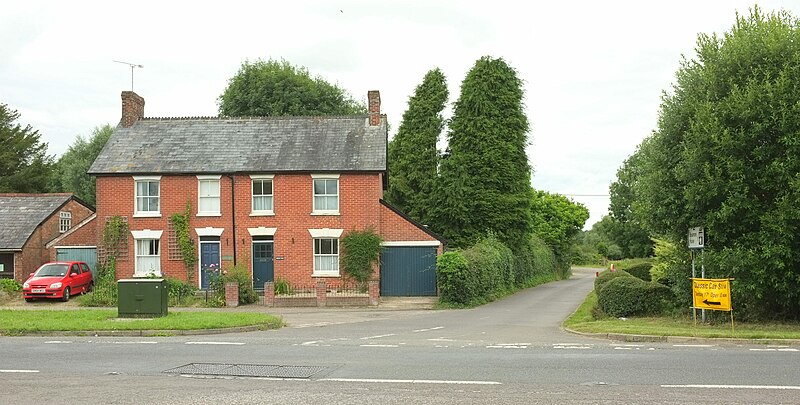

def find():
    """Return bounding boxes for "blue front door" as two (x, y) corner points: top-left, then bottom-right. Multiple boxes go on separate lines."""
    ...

(200, 242), (220, 289)
(252, 242), (274, 289)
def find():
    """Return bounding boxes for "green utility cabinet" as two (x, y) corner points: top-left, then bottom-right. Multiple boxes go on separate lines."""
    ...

(118, 278), (168, 318)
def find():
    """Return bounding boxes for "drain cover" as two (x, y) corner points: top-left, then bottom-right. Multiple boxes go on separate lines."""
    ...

(163, 363), (326, 379)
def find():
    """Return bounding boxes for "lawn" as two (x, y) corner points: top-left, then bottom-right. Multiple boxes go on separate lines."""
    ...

(564, 291), (800, 340)
(0, 309), (283, 335)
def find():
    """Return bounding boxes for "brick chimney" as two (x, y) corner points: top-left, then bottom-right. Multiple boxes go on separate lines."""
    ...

(120, 91), (145, 128)
(368, 90), (381, 126)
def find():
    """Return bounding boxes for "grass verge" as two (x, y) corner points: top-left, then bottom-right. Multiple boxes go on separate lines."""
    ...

(0, 309), (283, 335)
(564, 291), (800, 340)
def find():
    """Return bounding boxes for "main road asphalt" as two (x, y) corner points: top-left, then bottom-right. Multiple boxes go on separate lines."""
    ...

(2, 268), (798, 404)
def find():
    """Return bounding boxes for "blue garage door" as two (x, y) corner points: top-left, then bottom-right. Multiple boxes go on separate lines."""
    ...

(380, 246), (437, 296)
(56, 247), (98, 280)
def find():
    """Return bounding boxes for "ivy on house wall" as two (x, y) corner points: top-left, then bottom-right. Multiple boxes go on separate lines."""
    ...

(341, 228), (383, 284)
(170, 202), (197, 283)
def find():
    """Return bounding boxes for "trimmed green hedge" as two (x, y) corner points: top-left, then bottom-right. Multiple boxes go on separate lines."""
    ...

(597, 276), (672, 317)
(624, 262), (653, 281)
(437, 235), (559, 306)
(594, 269), (633, 292)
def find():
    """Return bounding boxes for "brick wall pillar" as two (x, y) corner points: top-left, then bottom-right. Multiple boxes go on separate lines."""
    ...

(263, 282), (274, 306)
(368, 280), (379, 306)
(316, 279), (327, 307)
(225, 282), (239, 307)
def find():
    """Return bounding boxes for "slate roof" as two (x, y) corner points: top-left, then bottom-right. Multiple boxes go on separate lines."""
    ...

(88, 115), (387, 174)
(0, 194), (74, 250)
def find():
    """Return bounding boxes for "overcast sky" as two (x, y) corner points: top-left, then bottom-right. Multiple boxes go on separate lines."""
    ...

(3, 0), (799, 228)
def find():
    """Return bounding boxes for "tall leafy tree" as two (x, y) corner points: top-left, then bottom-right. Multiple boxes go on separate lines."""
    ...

(631, 8), (800, 319)
(386, 68), (448, 224)
(218, 58), (365, 117)
(605, 150), (653, 258)
(529, 190), (590, 265)
(51, 124), (113, 206)
(432, 56), (531, 250)
(0, 103), (53, 193)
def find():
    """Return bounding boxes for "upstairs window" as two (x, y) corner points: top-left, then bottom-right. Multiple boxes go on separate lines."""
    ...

(198, 175), (221, 216)
(59, 211), (72, 233)
(134, 176), (161, 217)
(251, 175), (274, 215)
(312, 174), (339, 214)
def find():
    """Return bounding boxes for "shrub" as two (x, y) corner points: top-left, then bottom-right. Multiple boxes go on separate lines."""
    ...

(594, 269), (633, 292)
(78, 260), (118, 307)
(341, 228), (383, 283)
(513, 235), (558, 287)
(597, 276), (672, 317)
(437, 251), (472, 305)
(274, 278), (292, 295)
(1, 279), (22, 293)
(208, 264), (258, 306)
(165, 277), (197, 306)
(624, 262), (653, 281)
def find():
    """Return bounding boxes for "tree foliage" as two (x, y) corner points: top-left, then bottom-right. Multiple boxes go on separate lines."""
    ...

(0, 103), (53, 193)
(529, 190), (589, 267)
(50, 124), (112, 206)
(217, 58), (365, 117)
(625, 8), (800, 319)
(606, 152), (653, 258)
(431, 56), (531, 250)
(386, 68), (448, 225)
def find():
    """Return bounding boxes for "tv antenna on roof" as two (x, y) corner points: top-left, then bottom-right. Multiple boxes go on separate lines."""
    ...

(113, 60), (144, 91)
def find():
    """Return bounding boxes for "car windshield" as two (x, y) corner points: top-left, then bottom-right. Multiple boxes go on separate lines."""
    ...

(35, 264), (68, 277)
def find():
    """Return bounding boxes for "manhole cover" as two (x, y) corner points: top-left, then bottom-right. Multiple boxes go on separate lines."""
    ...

(163, 363), (326, 379)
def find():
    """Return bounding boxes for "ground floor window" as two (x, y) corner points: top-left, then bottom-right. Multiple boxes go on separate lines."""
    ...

(313, 238), (339, 276)
(135, 239), (161, 276)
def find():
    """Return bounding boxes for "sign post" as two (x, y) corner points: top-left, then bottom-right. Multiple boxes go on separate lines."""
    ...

(688, 227), (706, 322)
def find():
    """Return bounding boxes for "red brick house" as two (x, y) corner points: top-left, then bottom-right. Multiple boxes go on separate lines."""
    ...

(0, 194), (96, 282)
(88, 91), (442, 296)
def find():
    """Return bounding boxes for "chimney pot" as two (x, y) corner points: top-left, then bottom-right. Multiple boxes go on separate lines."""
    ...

(120, 91), (145, 128)
(368, 90), (381, 126)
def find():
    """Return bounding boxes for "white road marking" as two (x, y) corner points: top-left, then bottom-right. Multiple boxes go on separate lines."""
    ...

(360, 344), (399, 348)
(292, 321), (346, 329)
(428, 338), (456, 342)
(750, 348), (777, 351)
(322, 378), (501, 385)
(614, 347), (636, 350)
(779, 348), (799, 352)
(360, 333), (396, 340)
(0, 370), (39, 373)
(672, 344), (715, 348)
(662, 384), (800, 390)
(487, 343), (529, 349)
(44, 341), (72, 344)
(300, 341), (319, 346)
(553, 344), (592, 350)
(185, 341), (245, 346)
(413, 326), (444, 333)
(113, 341), (158, 344)
(613, 344), (644, 347)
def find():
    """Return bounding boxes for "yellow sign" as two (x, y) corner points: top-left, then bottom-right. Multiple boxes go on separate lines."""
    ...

(692, 278), (732, 311)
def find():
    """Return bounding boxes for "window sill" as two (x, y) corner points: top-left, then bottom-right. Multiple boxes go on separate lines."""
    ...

(133, 273), (162, 278)
(311, 211), (340, 216)
(133, 212), (161, 218)
(250, 211), (275, 217)
(312, 273), (341, 278)
(196, 213), (222, 217)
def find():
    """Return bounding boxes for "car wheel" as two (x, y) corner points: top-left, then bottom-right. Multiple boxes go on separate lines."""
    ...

(62, 287), (71, 302)
(86, 282), (93, 293)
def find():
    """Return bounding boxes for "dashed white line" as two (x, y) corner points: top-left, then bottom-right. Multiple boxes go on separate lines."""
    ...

(553, 344), (592, 350)
(0, 370), (39, 373)
(300, 341), (319, 346)
(750, 348), (799, 352)
(672, 344), (715, 348)
(360, 344), (399, 348)
(413, 326), (444, 333)
(427, 338), (455, 342)
(113, 341), (158, 344)
(360, 333), (396, 340)
(322, 378), (501, 385)
(662, 384), (800, 390)
(44, 341), (72, 344)
(185, 342), (245, 346)
(487, 343), (530, 349)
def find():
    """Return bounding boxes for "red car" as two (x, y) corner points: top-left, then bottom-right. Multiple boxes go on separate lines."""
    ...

(23, 261), (94, 302)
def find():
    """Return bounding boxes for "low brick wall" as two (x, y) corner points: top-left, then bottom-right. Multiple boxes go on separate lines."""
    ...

(262, 280), (379, 307)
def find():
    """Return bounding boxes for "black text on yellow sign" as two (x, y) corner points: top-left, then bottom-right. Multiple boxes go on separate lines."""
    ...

(692, 278), (732, 311)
